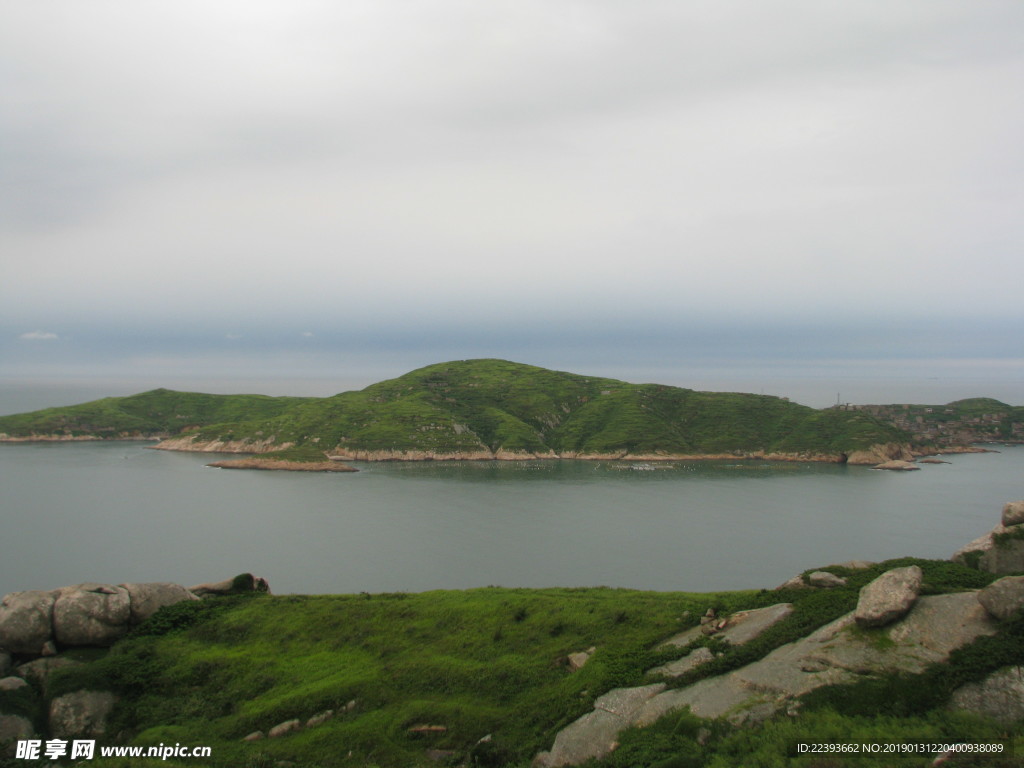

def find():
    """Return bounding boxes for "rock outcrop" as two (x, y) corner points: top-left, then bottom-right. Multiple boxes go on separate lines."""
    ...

(1003, 501), (1024, 527)
(534, 684), (666, 767)
(845, 442), (914, 465)
(657, 604), (794, 651)
(871, 460), (920, 471)
(949, 666), (1024, 726)
(952, 500), (1024, 575)
(977, 576), (1024, 621)
(0, 591), (56, 655)
(13, 658), (81, 697)
(0, 676), (29, 692)
(153, 435), (294, 454)
(121, 582), (200, 624)
(854, 566), (923, 628)
(535, 586), (997, 766)
(1, 576), (263, 656)
(807, 571), (847, 588)
(53, 584), (132, 647)
(49, 690), (118, 740)
(0, 715), (35, 756)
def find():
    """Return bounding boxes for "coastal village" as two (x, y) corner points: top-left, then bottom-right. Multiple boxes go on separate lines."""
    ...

(834, 399), (1024, 447)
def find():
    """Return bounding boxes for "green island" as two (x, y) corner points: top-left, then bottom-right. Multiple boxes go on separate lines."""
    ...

(2, 359), (1024, 765)
(1, 358), (987, 468)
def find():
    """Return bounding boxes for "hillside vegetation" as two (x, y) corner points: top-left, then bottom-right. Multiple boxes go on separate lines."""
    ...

(0, 360), (910, 461)
(7, 559), (1018, 768)
(0, 389), (308, 438)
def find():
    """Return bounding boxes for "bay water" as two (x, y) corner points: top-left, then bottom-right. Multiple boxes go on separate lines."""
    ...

(1, 442), (1021, 596)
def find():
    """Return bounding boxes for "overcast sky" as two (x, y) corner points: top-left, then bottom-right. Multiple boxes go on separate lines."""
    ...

(2, 0), (1022, 411)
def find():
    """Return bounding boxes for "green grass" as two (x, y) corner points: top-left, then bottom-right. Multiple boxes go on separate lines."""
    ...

(37, 587), (757, 768)
(0, 390), (308, 438)
(22, 558), (1013, 768)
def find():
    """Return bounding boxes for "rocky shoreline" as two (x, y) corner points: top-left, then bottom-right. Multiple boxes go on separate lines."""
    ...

(154, 437), (917, 467)
(2, 433), (997, 473)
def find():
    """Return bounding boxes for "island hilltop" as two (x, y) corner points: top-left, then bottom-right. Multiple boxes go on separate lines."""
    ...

(1, 359), (1019, 467)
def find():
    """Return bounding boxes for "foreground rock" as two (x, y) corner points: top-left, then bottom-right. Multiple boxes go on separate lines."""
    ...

(854, 566), (922, 628)
(53, 584), (132, 647)
(1, 576), (261, 655)
(536, 590), (997, 766)
(949, 666), (1024, 726)
(952, 500), (1024, 574)
(534, 685), (666, 767)
(0, 591), (56, 654)
(657, 604), (794, 651)
(13, 658), (81, 696)
(49, 690), (118, 739)
(636, 592), (995, 728)
(977, 576), (1024, 621)
(1003, 501), (1024, 527)
(807, 571), (847, 588)
(121, 583), (200, 624)
(0, 715), (35, 756)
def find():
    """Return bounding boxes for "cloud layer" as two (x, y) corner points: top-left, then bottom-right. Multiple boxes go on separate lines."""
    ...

(2, 1), (1022, 405)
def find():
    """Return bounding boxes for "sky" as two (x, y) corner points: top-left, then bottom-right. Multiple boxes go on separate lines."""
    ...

(2, 0), (1022, 412)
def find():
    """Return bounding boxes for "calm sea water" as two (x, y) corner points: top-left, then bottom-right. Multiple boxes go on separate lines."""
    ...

(1, 442), (1021, 596)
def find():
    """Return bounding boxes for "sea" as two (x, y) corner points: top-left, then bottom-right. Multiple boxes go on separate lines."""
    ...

(1, 441), (1021, 596)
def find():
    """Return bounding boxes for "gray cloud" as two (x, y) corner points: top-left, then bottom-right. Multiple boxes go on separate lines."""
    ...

(1, 1), (1022, 404)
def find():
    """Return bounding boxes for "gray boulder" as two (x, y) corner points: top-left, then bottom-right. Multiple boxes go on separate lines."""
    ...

(0, 590), (57, 654)
(980, 534), (1024, 575)
(951, 502), (1024, 575)
(0, 652), (10, 676)
(855, 566), (922, 628)
(267, 719), (302, 738)
(49, 690), (118, 740)
(0, 715), (35, 756)
(14, 657), (81, 697)
(1002, 501), (1024, 527)
(567, 647), (596, 672)
(977, 576), (1024, 621)
(534, 684), (666, 767)
(659, 604), (794, 649)
(647, 647), (715, 679)
(306, 710), (335, 728)
(638, 592), (996, 729)
(807, 571), (847, 588)
(949, 666), (1024, 726)
(536, 591), (998, 767)
(120, 583), (199, 624)
(53, 584), (131, 647)
(0, 676), (28, 692)
(774, 574), (809, 590)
